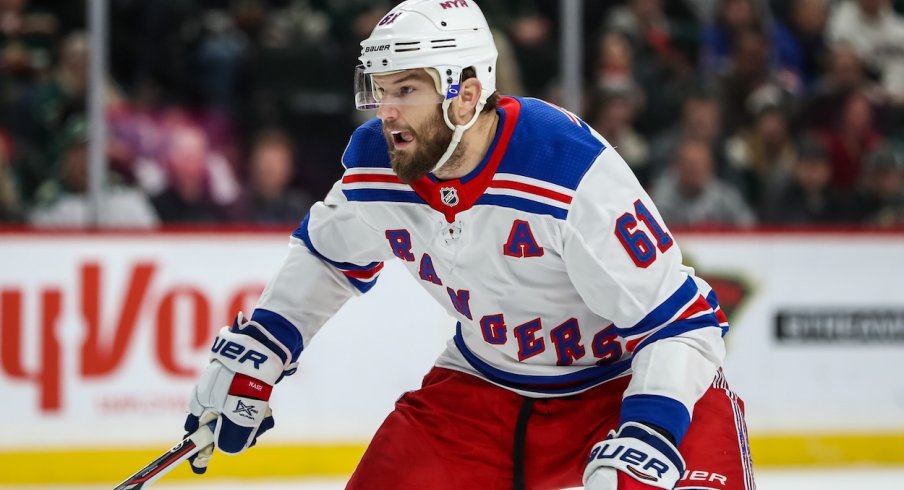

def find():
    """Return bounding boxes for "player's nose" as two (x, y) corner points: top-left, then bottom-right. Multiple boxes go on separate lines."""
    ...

(377, 103), (399, 121)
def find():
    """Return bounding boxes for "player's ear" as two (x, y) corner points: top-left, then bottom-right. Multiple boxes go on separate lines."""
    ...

(450, 77), (482, 124)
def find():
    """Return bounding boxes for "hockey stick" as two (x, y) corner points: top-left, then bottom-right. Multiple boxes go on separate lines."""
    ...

(113, 418), (216, 490)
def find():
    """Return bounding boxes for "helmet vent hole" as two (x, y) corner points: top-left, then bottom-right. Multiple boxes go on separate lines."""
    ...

(431, 39), (456, 49)
(441, 21), (447, 26)
(394, 41), (421, 52)
(381, 59), (389, 66)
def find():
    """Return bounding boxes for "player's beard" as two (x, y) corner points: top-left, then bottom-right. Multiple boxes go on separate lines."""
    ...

(385, 106), (460, 183)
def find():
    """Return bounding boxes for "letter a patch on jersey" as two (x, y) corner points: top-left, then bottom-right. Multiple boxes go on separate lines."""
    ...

(503, 220), (544, 258)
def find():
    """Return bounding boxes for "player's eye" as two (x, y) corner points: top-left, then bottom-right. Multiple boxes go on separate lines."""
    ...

(397, 86), (416, 97)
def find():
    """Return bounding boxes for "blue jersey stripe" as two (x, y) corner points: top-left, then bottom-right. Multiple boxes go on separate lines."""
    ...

(475, 194), (569, 220)
(346, 276), (378, 294)
(620, 393), (692, 446)
(620, 277), (699, 337)
(454, 323), (631, 395)
(342, 188), (424, 205)
(618, 423), (683, 464)
(249, 308), (304, 362)
(633, 314), (722, 353)
(705, 289), (730, 336)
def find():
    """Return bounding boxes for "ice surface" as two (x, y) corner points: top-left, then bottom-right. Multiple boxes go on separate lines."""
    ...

(4, 468), (904, 490)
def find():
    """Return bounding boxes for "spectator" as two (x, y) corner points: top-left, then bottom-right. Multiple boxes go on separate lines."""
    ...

(18, 30), (87, 201)
(150, 123), (239, 224)
(803, 44), (887, 130)
(237, 2), (353, 199)
(594, 31), (638, 95)
(603, 0), (703, 135)
(700, 0), (772, 77)
(7, 1), (900, 230)
(725, 103), (796, 212)
(849, 144), (904, 226)
(772, 0), (830, 90)
(821, 44), (874, 96)
(105, 91), (166, 186)
(194, 8), (251, 113)
(506, 11), (557, 97)
(633, 24), (706, 136)
(761, 135), (848, 224)
(27, 120), (159, 228)
(651, 137), (756, 227)
(648, 91), (727, 181)
(716, 28), (795, 134)
(0, 0), (60, 124)
(589, 90), (650, 185)
(605, 0), (672, 53)
(817, 90), (884, 192)
(828, 0), (904, 100)
(233, 128), (312, 225)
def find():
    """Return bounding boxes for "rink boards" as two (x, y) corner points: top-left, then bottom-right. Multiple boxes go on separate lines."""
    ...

(1, 229), (903, 484)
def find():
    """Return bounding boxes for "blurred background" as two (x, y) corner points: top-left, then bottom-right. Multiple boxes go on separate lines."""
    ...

(0, 0), (903, 488)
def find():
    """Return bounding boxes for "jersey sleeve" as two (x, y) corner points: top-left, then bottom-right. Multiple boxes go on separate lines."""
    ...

(562, 146), (726, 445)
(250, 179), (393, 363)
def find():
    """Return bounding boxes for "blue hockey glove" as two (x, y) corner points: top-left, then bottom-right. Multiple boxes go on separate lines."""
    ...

(583, 422), (685, 489)
(184, 313), (297, 474)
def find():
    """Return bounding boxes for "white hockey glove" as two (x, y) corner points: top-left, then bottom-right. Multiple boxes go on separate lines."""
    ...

(583, 422), (685, 490)
(184, 313), (298, 474)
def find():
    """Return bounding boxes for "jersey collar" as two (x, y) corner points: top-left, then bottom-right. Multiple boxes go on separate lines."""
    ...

(411, 96), (521, 223)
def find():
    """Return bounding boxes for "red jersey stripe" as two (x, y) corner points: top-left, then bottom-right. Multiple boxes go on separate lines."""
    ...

(343, 174), (403, 184)
(489, 179), (573, 204)
(676, 295), (713, 321)
(343, 262), (385, 280)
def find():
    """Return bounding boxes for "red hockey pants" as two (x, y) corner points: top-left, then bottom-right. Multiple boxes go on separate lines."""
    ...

(346, 367), (754, 490)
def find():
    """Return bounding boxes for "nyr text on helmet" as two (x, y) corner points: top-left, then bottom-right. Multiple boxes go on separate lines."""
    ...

(440, 0), (469, 9)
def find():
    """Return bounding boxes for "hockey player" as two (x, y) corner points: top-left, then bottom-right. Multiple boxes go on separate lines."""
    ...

(183, 1), (755, 489)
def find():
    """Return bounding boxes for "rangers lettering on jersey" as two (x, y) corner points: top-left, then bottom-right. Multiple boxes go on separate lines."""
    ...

(281, 96), (729, 445)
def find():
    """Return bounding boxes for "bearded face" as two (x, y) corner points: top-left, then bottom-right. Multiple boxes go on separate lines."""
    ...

(383, 104), (456, 183)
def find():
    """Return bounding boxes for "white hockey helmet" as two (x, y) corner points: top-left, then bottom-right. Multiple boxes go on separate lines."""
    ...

(355, 0), (498, 111)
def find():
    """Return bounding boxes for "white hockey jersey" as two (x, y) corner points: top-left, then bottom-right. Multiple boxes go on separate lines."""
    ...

(253, 96), (728, 443)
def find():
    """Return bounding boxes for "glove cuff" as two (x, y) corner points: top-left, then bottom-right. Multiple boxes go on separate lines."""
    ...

(231, 312), (300, 380)
(584, 422), (685, 489)
(210, 326), (284, 385)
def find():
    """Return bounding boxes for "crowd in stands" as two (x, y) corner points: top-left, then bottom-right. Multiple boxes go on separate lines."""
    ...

(1, 0), (903, 229)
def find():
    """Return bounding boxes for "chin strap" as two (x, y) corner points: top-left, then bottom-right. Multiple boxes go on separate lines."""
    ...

(431, 98), (487, 173)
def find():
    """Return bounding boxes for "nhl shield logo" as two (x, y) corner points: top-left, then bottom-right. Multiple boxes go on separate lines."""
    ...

(440, 187), (459, 207)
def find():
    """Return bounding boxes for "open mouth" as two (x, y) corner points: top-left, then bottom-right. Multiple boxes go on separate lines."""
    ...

(390, 130), (415, 148)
